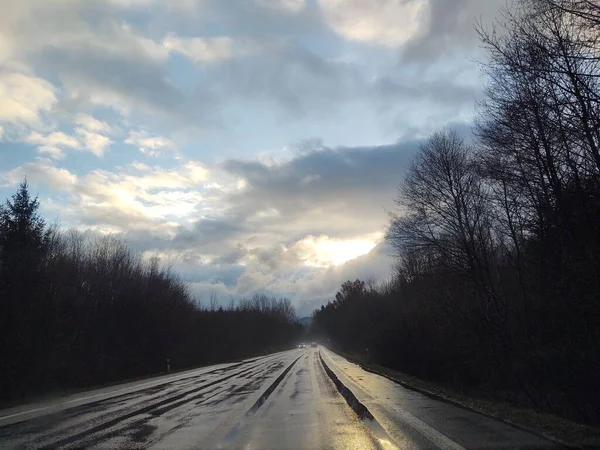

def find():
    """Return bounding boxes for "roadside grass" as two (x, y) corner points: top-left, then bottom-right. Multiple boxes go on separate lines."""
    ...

(336, 350), (600, 449)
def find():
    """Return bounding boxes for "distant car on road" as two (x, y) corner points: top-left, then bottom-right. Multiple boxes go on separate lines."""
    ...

(311, 342), (317, 348)
(298, 343), (306, 349)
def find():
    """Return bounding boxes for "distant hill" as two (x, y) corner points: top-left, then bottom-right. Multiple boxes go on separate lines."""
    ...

(298, 316), (313, 327)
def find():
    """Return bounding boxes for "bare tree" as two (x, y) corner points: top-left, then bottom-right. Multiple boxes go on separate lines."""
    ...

(388, 130), (496, 287)
(209, 291), (219, 311)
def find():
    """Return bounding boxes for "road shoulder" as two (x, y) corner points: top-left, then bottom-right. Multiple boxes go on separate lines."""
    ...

(334, 349), (600, 449)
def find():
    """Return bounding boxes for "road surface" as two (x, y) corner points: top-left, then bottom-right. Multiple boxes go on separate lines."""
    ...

(0, 348), (561, 449)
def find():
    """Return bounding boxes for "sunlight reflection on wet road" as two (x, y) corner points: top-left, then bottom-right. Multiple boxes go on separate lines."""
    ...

(0, 348), (560, 449)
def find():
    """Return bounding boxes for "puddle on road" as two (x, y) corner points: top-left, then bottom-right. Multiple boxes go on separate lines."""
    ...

(362, 418), (400, 450)
(130, 421), (157, 443)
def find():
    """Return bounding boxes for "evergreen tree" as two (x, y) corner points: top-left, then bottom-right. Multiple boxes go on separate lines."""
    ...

(0, 178), (47, 258)
(0, 180), (51, 397)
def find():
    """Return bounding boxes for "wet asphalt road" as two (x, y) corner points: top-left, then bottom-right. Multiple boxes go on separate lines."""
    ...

(0, 348), (560, 449)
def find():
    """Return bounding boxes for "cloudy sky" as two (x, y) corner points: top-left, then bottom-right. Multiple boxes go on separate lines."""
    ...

(0, 0), (503, 316)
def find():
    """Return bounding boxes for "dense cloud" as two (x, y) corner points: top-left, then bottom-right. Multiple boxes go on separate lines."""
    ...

(401, 0), (506, 61)
(1, 0), (488, 133)
(184, 241), (395, 317)
(222, 140), (420, 237)
(123, 140), (420, 313)
(0, 0), (503, 315)
(112, 138), (421, 248)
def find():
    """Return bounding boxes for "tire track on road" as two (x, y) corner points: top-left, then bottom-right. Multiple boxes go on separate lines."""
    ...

(36, 354), (286, 448)
(214, 351), (306, 447)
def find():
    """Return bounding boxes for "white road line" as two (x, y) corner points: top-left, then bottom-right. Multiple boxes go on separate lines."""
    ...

(63, 377), (177, 405)
(321, 349), (466, 450)
(0, 406), (51, 421)
(386, 407), (466, 450)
